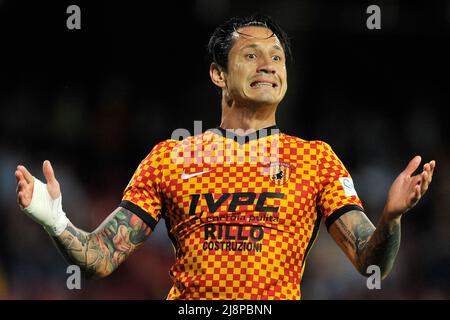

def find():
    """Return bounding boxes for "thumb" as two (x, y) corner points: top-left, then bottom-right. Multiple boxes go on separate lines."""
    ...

(43, 160), (57, 184)
(43, 160), (61, 199)
(402, 155), (422, 177)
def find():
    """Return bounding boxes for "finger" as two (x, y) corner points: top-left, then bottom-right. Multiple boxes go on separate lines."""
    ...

(420, 171), (429, 194)
(428, 160), (435, 183)
(15, 170), (25, 184)
(402, 155), (422, 177)
(423, 162), (430, 173)
(17, 180), (25, 193)
(413, 184), (421, 203)
(17, 191), (26, 207)
(430, 160), (436, 173)
(419, 162), (433, 186)
(42, 160), (57, 184)
(17, 165), (34, 184)
(16, 171), (33, 198)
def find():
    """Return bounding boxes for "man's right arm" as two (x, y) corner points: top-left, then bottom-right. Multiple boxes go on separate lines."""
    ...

(52, 206), (152, 278)
(15, 160), (152, 278)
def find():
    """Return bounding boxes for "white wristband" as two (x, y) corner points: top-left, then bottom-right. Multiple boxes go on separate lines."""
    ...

(23, 178), (70, 236)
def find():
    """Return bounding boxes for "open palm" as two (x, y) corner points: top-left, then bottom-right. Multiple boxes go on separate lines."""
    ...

(384, 156), (435, 219)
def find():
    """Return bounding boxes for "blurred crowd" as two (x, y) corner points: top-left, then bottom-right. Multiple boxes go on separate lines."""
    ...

(0, 0), (449, 299)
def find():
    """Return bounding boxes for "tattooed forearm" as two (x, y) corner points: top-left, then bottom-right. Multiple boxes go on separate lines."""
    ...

(50, 207), (152, 278)
(334, 219), (357, 252)
(330, 210), (401, 279)
(356, 216), (401, 279)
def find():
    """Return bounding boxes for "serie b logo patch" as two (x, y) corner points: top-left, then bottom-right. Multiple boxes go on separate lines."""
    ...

(262, 162), (292, 186)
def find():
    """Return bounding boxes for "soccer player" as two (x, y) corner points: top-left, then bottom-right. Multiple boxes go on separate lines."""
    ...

(15, 15), (435, 299)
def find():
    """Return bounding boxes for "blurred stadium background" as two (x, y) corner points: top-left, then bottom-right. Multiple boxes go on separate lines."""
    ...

(0, 0), (449, 299)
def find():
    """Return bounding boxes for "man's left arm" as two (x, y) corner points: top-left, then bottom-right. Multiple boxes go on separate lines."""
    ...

(329, 156), (435, 279)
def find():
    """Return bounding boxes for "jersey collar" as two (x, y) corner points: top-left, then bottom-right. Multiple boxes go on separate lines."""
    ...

(208, 125), (281, 144)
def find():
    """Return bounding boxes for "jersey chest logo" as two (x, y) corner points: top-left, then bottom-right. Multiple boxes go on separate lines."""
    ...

(263, 162), (292, 186)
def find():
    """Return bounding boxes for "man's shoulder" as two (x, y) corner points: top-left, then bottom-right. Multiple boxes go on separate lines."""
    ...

(138, 139), (178, 164)
(150, 138), (180, 154)
(281, 132), (331, 151)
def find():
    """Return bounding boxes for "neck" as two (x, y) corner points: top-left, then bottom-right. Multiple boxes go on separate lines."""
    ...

(220, 97), (277, 132)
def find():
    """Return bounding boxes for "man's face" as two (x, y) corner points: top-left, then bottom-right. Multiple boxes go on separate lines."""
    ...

(224, 26), (288, 107)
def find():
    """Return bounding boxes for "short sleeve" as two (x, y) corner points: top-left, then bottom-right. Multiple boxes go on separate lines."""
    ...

(316, 141), (364, 229)
(120, 144), (165, 231)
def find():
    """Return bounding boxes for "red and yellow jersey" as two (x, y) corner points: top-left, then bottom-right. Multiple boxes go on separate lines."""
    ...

(120, 126), (364, 300)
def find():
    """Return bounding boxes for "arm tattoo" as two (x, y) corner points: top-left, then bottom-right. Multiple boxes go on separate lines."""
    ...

(330, 210), (401, 278)
(356, 216), (401, 278)
(51, 207), (152, 278)
(334, 218), (357, 252)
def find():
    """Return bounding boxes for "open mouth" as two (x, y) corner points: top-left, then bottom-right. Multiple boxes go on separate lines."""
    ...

(250, 81), (277, 88)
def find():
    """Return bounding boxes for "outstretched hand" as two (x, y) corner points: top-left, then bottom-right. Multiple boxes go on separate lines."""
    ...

(383, 156), (435, 220)
(15, 160), (61, 209)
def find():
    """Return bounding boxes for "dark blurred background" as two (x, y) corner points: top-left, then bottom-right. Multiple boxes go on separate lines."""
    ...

(0, 0), (449, 299)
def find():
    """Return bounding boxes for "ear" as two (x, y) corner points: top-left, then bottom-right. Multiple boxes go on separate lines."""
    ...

(209, 63), (226, 89)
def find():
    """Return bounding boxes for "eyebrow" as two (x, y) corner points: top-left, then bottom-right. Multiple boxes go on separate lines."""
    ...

(240, 44), (283, 52)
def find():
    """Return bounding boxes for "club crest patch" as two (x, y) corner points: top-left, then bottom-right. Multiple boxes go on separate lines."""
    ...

(262, 162), (292, 186)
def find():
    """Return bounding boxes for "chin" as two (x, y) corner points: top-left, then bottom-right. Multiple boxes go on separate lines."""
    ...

(249, 95), (279, 106)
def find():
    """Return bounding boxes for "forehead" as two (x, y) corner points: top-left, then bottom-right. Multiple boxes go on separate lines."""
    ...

(231, 26), (283, 51)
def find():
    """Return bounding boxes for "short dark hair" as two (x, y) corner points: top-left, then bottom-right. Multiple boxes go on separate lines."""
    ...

(207, 14), (292, 72)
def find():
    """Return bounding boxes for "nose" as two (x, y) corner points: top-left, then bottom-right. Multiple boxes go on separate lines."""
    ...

(257, 55), (276, 74)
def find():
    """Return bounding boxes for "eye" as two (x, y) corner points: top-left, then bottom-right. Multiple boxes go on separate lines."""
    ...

(272, 55), (282, 62)
(246, 53), (257, 60)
